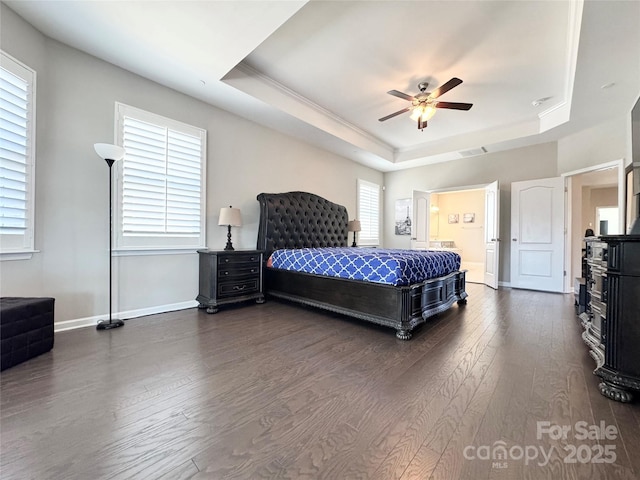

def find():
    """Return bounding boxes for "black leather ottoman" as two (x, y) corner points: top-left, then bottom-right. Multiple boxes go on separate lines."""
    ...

(0, 297), (54, 371)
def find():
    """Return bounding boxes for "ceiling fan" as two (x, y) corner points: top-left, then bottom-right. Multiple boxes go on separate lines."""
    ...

(378, 77), (473, 130)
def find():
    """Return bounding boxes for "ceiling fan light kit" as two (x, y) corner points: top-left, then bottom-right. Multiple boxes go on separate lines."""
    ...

(379, 77), (473, 130)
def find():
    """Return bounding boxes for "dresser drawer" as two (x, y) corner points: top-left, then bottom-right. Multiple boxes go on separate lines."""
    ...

(606, 241), (640, 275)
(218, 253), (261, 265)
(217, 278), (259, 297)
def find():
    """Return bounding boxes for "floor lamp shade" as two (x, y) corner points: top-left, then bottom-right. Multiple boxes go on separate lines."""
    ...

(94, 143), (126, 330)
(94, 143), (126, 162)
(219, 206), (242, 251)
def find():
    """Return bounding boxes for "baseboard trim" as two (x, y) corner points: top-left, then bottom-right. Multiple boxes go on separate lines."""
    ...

(54, 300), (199, 332)
(498, 281), (512, 288)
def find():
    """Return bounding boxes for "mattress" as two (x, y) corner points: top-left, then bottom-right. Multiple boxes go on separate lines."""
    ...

(268, 247), (461, 286)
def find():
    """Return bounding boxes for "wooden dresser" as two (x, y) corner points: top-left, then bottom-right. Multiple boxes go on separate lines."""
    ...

(196, 249), (264, 314)
(582, 235), (640, 402)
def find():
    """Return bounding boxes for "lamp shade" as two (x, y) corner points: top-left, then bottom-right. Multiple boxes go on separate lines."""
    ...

(410, 104), (437, 122)
(94, 143), (126, 161)
(218, 206), (242, 227)
(348, 220), (361, 232)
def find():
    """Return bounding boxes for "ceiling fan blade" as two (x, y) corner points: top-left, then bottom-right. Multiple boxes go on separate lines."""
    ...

(387, 90), (415, 102)
(436, 101), (473, 111)
(428, 77), (463, 99)
(378, 107), (411, 122)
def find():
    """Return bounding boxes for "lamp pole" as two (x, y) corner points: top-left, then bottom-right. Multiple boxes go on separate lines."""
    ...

(94, 143), (126, 330)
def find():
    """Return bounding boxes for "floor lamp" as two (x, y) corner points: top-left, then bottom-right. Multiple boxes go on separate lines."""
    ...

(94, 143), (126, 330)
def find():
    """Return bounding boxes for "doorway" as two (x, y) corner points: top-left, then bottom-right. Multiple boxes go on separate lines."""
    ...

(411, 181), (500, 288)
(564, 160), (624, 292)
(430, 189), (485, 283)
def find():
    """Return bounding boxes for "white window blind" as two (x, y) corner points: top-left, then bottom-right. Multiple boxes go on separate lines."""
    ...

(357, 179), (380, 246)
(116, 103), (206, 250)
(0, 51), (36, 257)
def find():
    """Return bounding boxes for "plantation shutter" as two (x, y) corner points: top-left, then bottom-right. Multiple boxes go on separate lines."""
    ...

(0, 52), (35, 256)
(0, 66), (28, 234)
(121, 116), (203, 237)
(357, 179), (380, 245)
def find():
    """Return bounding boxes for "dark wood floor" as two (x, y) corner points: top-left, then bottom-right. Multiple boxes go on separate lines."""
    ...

(2, 284), (640, 480)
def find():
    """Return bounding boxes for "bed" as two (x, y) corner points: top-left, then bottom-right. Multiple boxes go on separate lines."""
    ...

(256, 191), (468, 340)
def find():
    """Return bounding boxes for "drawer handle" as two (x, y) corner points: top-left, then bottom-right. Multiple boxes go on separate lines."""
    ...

(250, 256), (256, 261)
(224, 272), (229, 275)
(224, 258), (229, 263)
(251, 269), (257, 273)
(233, 285), (247, 291)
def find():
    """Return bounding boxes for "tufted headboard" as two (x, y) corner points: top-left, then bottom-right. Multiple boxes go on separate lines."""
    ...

(256, 191), (349, 258)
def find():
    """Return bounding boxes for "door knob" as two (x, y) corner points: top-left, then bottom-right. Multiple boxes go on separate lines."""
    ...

(512, 238), (517, 241)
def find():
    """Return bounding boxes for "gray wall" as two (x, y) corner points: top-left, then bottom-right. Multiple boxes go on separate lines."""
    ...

(0, 5), (382, 325)
(383, 142), (559, 283)
(557, 115), (631, 173)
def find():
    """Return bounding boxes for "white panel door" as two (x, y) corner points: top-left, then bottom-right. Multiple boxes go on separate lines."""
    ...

(510, 177), (565, 292)
(484, 181), (500, 289)
(411, 190), (430, 250)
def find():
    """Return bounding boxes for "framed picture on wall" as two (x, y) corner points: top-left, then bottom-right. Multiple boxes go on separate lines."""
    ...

(395, 198), (412, 235)
(463, 212), (475, 223)
(448, 213), (459, 224)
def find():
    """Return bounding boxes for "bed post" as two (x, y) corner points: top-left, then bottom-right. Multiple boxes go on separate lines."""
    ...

(396, 329), (412, 340)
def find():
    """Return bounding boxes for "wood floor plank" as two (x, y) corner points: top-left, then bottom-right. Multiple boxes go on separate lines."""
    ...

(607, 393), (640, 475)
(156, 459), (201, 480)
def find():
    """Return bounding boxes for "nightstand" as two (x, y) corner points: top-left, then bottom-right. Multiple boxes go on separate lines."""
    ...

(196, 249), (264, 314)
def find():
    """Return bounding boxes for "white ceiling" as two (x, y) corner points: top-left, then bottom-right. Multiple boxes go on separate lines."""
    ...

(6, 0), (640, 172)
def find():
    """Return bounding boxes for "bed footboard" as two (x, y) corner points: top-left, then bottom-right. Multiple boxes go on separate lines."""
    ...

(421, 270), (468, 321)
(263, 268), (467, 340)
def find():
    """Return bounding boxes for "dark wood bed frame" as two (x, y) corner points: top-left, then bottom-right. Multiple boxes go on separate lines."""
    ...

(256, 191), (468, 340)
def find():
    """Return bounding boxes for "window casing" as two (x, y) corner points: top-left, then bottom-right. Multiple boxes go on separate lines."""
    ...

(114, 103), (206, 252)
(0, 52), (36, 259)
(357, 179), (381, 246)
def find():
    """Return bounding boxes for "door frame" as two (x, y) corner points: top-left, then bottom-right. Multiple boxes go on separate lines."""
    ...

(562, 159), (625, 293)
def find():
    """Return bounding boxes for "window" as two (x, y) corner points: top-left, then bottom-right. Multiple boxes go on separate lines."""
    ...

(596, 206), (619, 236)
(0, 52), (36, 259)
(115, 103), (206, 251)
(357, 179), (381, 246)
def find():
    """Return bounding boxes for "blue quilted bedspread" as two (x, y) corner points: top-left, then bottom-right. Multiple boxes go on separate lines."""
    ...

(269, 247), (461, 286)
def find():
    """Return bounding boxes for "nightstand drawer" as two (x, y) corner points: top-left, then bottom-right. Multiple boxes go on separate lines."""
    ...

(217, 278), (259, 297)
(218, 253), (261, 265)
(218, 265), (260, 278)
